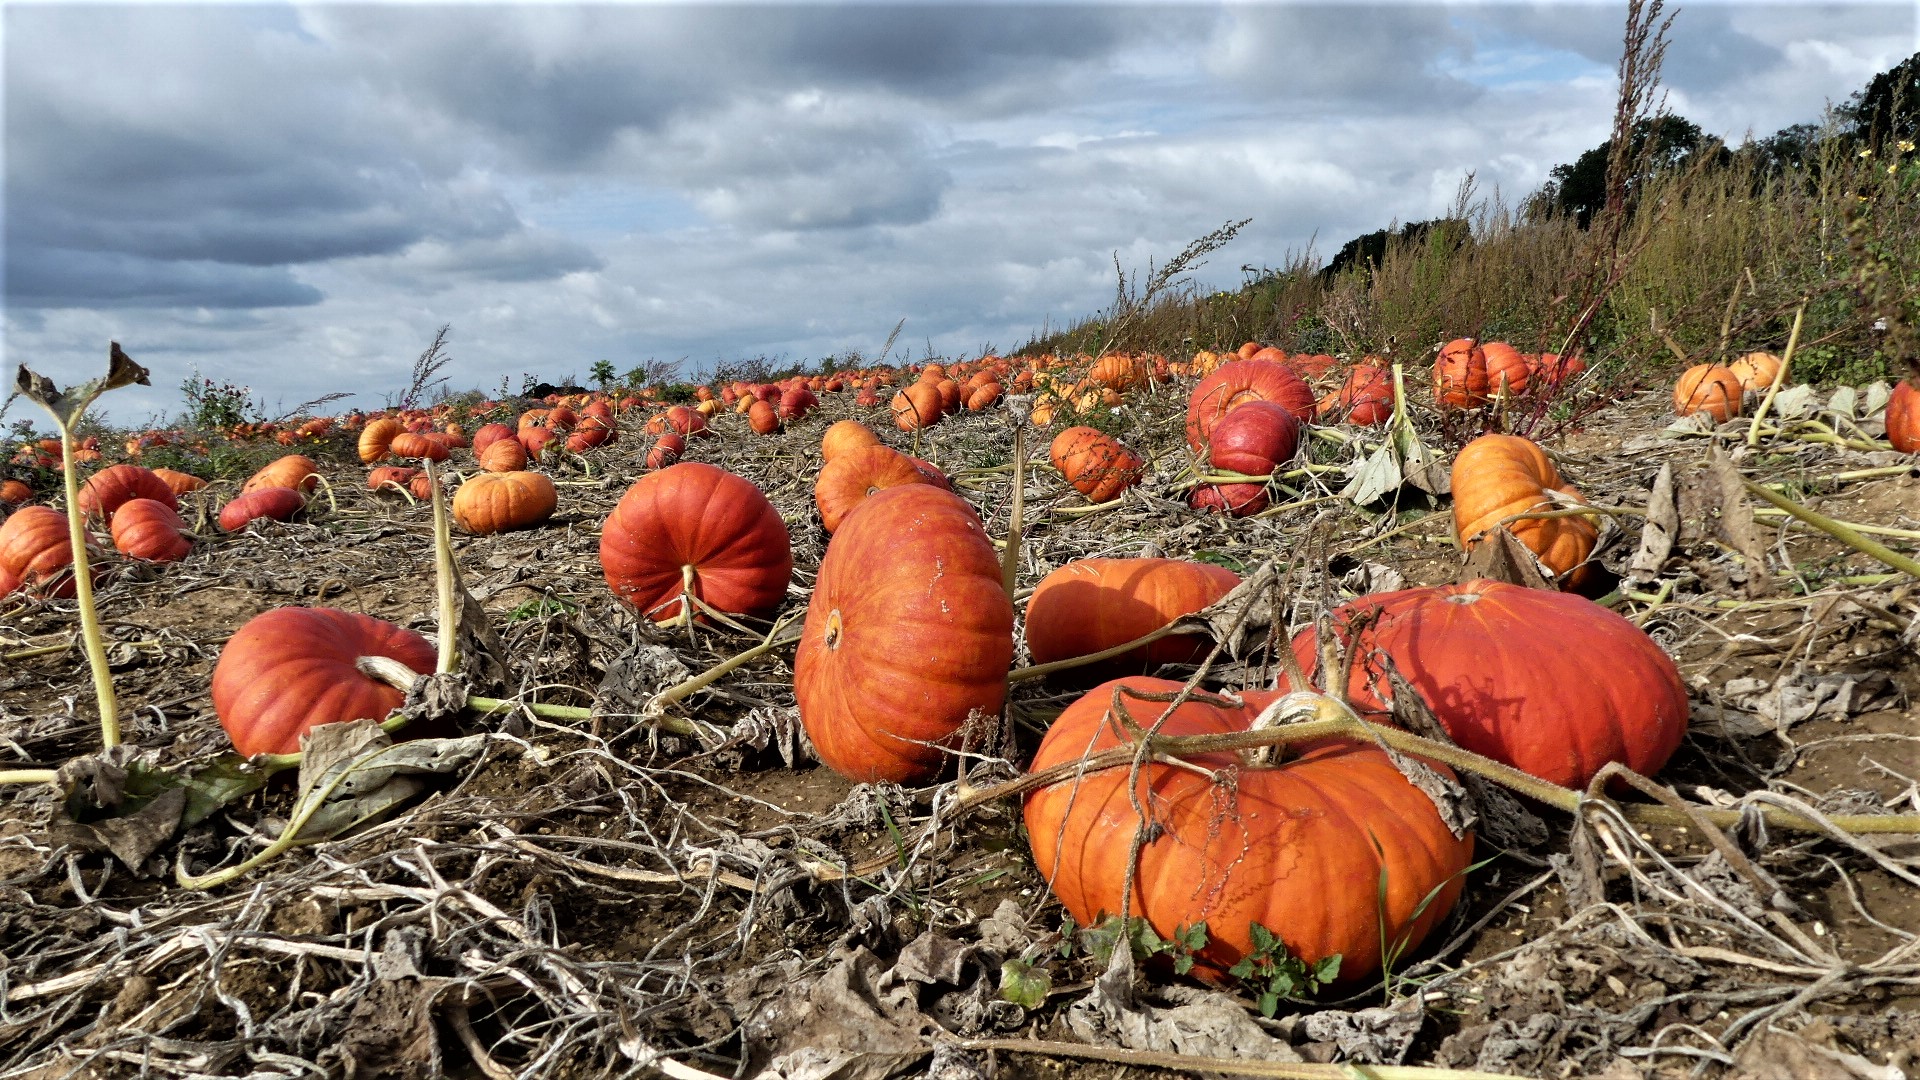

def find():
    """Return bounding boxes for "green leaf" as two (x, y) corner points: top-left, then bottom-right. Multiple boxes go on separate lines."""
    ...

(1228, 958), (1256, 980)
(176, 753), (278, 828)
(998, 959), (1052, 1009)
(1179, 922), (1209, 951)
(1257, 991), (1280, 1017)
(1316, 955), (1344, 985)
(1249, 922), (1276, 953)
(1172, 954), (1194, 975)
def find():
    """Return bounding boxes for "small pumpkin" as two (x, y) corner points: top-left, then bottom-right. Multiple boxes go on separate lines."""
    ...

(1185, 360), (1315, 449)
(814, 445), (932, 533)
(367, 466), (421, 493)
(389, 431), (450, 462)
(478, 437), (529, 473)
(1727, 351), (1782, 393)
(822, 420), (881, 463)
(453, 471), (558, 535)
(1316, 362), (1395, 425)
(891, 383), (943, 431)
(795, 484), (1013, 783)
(647, 434), (686, 470)
(1433, 338), (1529, 408)
(1889, 379), (1919, 453)
(1674, 364), (1742, 423)
(212, 607), (437, 757)
(0, 504), (82, 597)
(1050, 427), (1144, 504)
(471, 422), (516, 457)
(1450, 433), (1597, 585)
(600, 462), (793, 623)
(219, 487), (305, 531)
(244, 455), (321, 495)
(1025, 676), (1474, 982)
(151, 469), (208, 498)
(358, 417), (404, 463)
(1024, 558), (1239, 676)
(1206, 401), (1300, 477)
(747, 400), (781, 435)
(1279, 580), (1689, 789)
(0, 479), (31, 505)
(76, 464), (176, 519)
(110, 498), (192, 562)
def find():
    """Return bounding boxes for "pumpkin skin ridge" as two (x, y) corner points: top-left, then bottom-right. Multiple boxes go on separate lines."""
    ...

(1024, 677), (1473, 979)
(601, 463), (792, 622)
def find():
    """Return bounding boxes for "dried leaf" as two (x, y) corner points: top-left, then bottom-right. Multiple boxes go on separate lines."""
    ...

(14, 342), (151, 428)
(1707, 447), (1771, 597)
(1166, 560), (1276, 659)
(1341, 442), (1403, 505)
(1459, 527), (1553, 591)
(287, 720), (488, 842)
(1627, 462), (1677, 586)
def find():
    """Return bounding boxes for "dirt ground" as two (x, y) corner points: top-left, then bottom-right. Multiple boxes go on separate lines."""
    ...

(3, 375), (1918, 1079)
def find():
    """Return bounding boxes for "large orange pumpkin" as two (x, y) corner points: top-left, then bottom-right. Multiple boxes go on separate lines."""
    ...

(243, 455), (321, 495)
(0, 504), (82, 598)
(478, 437), (529, 473)
(110, 498), (191, 562)
(358, 417), (404, 463)
(1674, 364), (1742, 423)
(1185, 360), (1315, 450)
(471, 423), (516, 458)
(794, 485), (1013, 783)
(813, 445), (932, 533)
(212, 607), (437, 757)
(821, 420), (882, 463)
(600, 462), (792, 623)
(1450, 433), (1597, 585)
(1024, 676), (1474, 982)
(891, 383), (944, 431)
(453, 471), (557, 534)
(1279, 580), (1689, 789)
(1024, 558), (1239, 676)
(1050, 427), (1144, 504)
(76, 464), (176, 519)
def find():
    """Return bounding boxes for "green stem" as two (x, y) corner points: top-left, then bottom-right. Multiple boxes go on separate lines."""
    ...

(0, 769), (60, 785)
(60, 430), (118, 748)
(1746, 302), (1804, 448)
(1742, 478), (1920, 580)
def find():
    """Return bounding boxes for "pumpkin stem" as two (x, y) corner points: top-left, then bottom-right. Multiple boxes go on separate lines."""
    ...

(1001, 423), (1025, 598)
(1741, 476), (1920, 580)
(427, 458), (460, 675)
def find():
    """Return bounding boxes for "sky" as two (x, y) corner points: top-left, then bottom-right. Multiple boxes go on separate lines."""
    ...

(4, 1), (1916, 427)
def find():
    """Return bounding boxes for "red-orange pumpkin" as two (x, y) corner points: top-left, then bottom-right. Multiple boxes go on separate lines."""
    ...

(1025, 676), (1474, 981)
(0, 504), (82, 598)
(76, 464), (176, 519)
(212, 607), (437, 757)
(243, 455), (320, 495)
(358, 417), (404, 463)
(110, 498), (191, 562)
(647, 434), (686, 470)
(747, 400), (781, 435)
(471, 422), (516, 457)
(478, 437), (529, 473)
(1279, 581), (1689, 789)
(1185, 360), (1315, 450)
(600, 462), (792, 623)
(821, 420), (882, 463)
(891, 383), (944, 431)
(1316, 363), (1395, 425)
(388, 431), (450, 462)
(1674, 364), (1742, 423)
(814, 445), (932, 533)
(1886, 379), (1918, 453)
(219, 487), (305, 531)
(367, 466), (420, 493)
(1206, 401), (1300, 477)
(1050, 427), (1144, 504)
(1434, 338), (1530, 408)
(151, 469), (208, 498)
(1024, 558), (1239, 676)
(1189, 482), (1267, 517)
(795, 484), (1013, 783)
(1, 479), (31, 506)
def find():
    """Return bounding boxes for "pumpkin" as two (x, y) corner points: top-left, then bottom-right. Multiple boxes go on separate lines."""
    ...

(965, 381), (1003, 411)
(1728, 351), (1782, 393)
(471, 422), (516, 457)
(367, 466), (420, 493)
(243, 455), (320, 495)
(778, 387), (819, 421)
(1316, 363), (1394, 425)
(1527, 352), (1585, 389)
(647, 434), (685, 470)
(151, 469), (208, 498)
(747, 400), (781, 435)
(666, 405), (709, 438)
(1674, 364), (1742, 423)
(518, 426), (558, 458)
(1279, 580), (1689, 789)
(1089, 354), (1141, 391)
(1206, 401), (1300, 477)
(1025, 676), (1474, 981)
(478, 437), (529, 473)
(389, 431), (450, 462)
(1889, 380), (1919, 453)
(452, 471), (557, 534)
(814, 445), (933, 533)
(566, 419), (612, 453)
(1185, 361), (1315, 449)
(1050, 427), (1144, 504)
(0, 504), (81, 597)
(218, 487), (305, 531)
(0, 479), (30, 505)
(358, 417), (404, 463)
(110, 498), (191, 563)
(76, 464), (176, 519)
(822, 420), (882, 463)
(795, 484), (1013, 783)
(891, 383), (943, 431)
(600, 462), (792, 623)
(1024, 558), (1239, 676)
(1433, 338), (1529, 408)
(212, 607), (437, 757)
(1189, 482), (1267, 517)
(1451, 433), (1597, 585)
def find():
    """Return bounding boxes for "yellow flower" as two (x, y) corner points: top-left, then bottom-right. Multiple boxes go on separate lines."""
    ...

(1899, 140), (1917, 154)
(1859, 148), (1874, 159)
(1892, 164), (1901, 175)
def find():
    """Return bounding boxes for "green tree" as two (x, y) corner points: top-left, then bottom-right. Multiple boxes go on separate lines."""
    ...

(590, 359), (616, 392)
(1843, 50), (1920, 146)
(1544, 115), (1718, 228)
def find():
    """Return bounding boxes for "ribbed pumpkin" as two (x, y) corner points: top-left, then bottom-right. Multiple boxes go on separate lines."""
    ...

(747, 400), (781, 435)
(358, 417), (404, 463)
(1189, 482), (1268, 517)
(1433, 338), (1529, 408)
(1206, 401), (1300, 477)
(1185, 361), (1315, 449)
(1316, 364), (1395, 426)
(1884, 380), (1917, 453)
(1279, 581), (1689, 789)
(76, 464), (176, 519)
(218, 487), (305, 531)
(110, 498), (192, 562)
(243, 455), (320, 495)
(1674, 364), (1742, 423)
(1025, 676), (1474, 982)
(471, 423), (516, 457)
(478, 437), (529, 473)
(1024, 558), (1239, 676)
(0, 504), (81, 598)
(212, 607), (437, 757)
(647, 434), (685, 470)
(891, 383), (944, 431)
(367, 466), (420, 494)
(1, 479), (31, 505)
(1050, 427), (1144, 504)
(814, 445), (932, 533)
(389, 431), (449, 462)
(453, 471), (557, 535)
(151, 469), (208, 498)
(600, 462), (792, 623)
(795, 485), (1013, 783)
(821, 420), (882, 463)
(1451, 433), (1597, 585)
(1728, 351), (1782, 393)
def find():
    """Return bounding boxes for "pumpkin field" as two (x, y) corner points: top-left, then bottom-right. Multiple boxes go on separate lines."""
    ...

(2, 326), (1919, 1080)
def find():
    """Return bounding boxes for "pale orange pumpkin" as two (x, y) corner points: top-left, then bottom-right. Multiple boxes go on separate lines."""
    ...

(1674, 364), (1742, 423)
